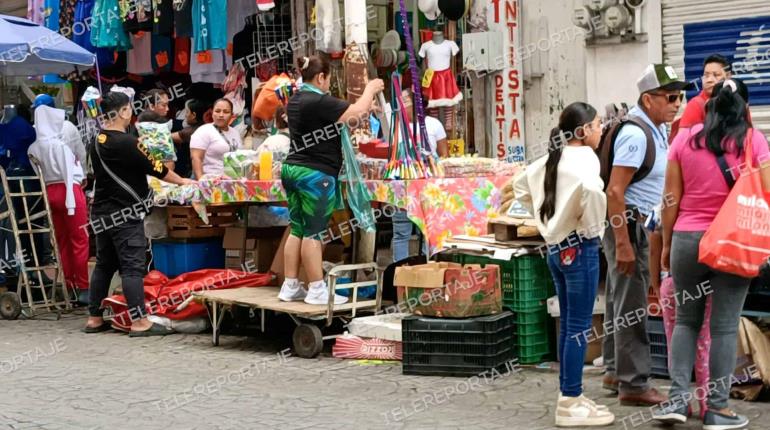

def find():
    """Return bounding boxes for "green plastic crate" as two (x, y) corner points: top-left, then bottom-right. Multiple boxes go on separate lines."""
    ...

(515, 309), (548, 325)
(517, 331), (550, 347)
(516, 341), (551, 363)
(515, 322), (548, 337)
(511, 298), (548, 312)
(511, 281), (552, 302)
(518, 350), (552, 365)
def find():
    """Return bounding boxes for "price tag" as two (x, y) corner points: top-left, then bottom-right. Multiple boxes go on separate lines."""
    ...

(422, 69), (435, 88)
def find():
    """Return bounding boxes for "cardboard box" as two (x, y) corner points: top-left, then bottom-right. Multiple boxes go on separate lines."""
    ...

(223, 227), (284, 272)
(555, 314), (604, 364)
(393, 262), (502, 318)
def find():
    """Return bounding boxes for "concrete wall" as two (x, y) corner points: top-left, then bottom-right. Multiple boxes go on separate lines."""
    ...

(516, 0), (663, 160)
(585, 0), (663, 110)
(519, 0), (587, 160)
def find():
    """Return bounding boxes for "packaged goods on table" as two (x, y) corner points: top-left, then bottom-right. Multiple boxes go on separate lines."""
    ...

(137, 121), (176, 162)
(358, 156), (387, 180)
(223, 150), (259, 179)
(439, 156), (497, 177)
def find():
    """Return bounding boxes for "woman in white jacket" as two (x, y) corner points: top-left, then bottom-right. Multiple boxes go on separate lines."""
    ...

(28, 105), (89, 304)
(514, 102), (612, 427)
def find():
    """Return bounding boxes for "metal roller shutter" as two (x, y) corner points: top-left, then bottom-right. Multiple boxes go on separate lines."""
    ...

(662, 0), (770, 136)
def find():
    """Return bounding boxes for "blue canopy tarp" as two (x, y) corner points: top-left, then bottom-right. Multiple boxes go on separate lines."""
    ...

(0, 14), (95, 76)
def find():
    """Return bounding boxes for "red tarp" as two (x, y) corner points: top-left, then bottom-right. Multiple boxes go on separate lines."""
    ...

(102, 269), (274, 331)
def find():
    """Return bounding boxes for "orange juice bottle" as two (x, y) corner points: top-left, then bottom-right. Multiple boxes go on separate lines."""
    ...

(259, 151), (273, 180)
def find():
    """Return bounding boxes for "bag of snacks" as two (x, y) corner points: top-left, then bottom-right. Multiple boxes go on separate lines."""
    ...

(223, 150), (259, 179)
(137, 121), (176, 162)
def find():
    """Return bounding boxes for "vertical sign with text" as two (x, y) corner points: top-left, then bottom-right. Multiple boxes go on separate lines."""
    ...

(488, 0), (524, 163)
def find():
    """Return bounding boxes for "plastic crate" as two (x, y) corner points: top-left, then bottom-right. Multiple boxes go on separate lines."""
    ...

(516, 309), (548, 325)
(515, 322), (548, 337)
(650, 343), (667, 357)
(511, 298), (549, 312)
(517, 341), (552, 364)
(460, 254), (554, 312)
(517, 332), (550, 347)
(402, 312), (518, 377)
(151, 238), (225, 278)
(647, 316), (665, 334)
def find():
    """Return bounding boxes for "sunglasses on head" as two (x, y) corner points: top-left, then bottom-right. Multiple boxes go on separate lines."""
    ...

(648, 92), (684, 104)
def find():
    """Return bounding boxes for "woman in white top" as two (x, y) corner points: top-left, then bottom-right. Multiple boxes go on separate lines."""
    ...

(190, 98), (242, 179)
(514, 102), (613, 427)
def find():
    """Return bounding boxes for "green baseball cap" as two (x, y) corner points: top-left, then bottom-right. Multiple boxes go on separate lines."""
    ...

(636, 63), (695, 93)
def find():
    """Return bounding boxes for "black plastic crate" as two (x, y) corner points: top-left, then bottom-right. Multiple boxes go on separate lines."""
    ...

(402, 311), (514, 345)
(647, 316), (665, 335)
(402, 311), (517, 377)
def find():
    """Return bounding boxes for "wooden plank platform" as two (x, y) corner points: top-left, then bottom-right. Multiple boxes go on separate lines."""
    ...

(192, 287), (378, 318)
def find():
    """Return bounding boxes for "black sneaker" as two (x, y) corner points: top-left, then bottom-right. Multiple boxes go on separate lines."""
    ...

(703, 410), (748, 430)
(652, 399), (688, 425)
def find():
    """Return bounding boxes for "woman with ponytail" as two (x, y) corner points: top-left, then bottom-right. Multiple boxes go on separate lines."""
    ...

(278, 55), (384, 305)
(515, 102), (612, 427)
(654, 79), (770, 429)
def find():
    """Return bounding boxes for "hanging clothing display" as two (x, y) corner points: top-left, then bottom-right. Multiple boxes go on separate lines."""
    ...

(191, 0), (227, 53)
(226, 0), (258, 67)
(173, 0), (193, 37)
(189, 48), (226, 84)
(121, 0), (152, 33)
(418, 39), (462, 107)
(343, 0), (367, 45)
(73, 0), (96, 51)
(126, 32), (153, 75)
(45, 0), (60, 31)
(60, 0), (77, 38)
(151, 35), (173, 73)
(173, 37), (191, 74)
(91, 0), (132, 50)
(316, 0), (342, 53)
(28, 0), (46, 24)
(152, 0), (174, 36)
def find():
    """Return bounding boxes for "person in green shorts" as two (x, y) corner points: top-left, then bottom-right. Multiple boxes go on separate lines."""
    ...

(278, 55), (384, 305)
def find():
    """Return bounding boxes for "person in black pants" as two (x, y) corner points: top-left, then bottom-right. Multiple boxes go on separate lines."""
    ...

(83, 92), (194, 336)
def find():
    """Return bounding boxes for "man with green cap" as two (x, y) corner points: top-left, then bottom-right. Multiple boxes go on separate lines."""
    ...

(601, 63), (693, 406)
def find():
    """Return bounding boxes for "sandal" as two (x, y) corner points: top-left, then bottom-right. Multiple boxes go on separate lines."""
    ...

(81, 322), (112, 333)
(128, 323), (174, 337)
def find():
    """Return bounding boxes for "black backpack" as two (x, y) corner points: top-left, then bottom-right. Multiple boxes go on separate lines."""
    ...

(597, 103), (656, 190)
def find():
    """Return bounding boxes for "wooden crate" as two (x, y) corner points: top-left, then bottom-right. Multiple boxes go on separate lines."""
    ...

(166, 205), (239, 239)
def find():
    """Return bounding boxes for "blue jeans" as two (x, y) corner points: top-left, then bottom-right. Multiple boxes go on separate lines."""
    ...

(392, 210), (413, 263)
(547, 235), (601, 397)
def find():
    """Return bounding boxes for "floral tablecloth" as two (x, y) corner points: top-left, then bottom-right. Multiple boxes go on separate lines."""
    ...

(155, 176), (513, 255)
(365, 177), (512, 254)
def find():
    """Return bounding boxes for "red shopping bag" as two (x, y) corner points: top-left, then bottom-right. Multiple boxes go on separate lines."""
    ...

(699, 135), (770, 277)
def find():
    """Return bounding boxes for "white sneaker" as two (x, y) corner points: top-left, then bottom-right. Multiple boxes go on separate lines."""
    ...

(555, 395), (615, 427)
(278, 281), (306, 302)
(557, 394), (609, 412)
(304, 283), (348, 305)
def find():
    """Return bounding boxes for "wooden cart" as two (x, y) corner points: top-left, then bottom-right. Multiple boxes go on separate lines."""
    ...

(192, 263), (381, 358)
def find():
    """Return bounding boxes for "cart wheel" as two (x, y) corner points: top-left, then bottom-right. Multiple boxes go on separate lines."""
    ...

(0, 292), (22, 320)
(292, 324), (323, 358)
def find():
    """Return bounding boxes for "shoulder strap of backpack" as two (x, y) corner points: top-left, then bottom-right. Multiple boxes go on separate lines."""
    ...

(626, 116), (657, 184)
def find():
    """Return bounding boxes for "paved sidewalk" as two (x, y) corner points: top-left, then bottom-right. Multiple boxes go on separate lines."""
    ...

(0, 314), (767, 430)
